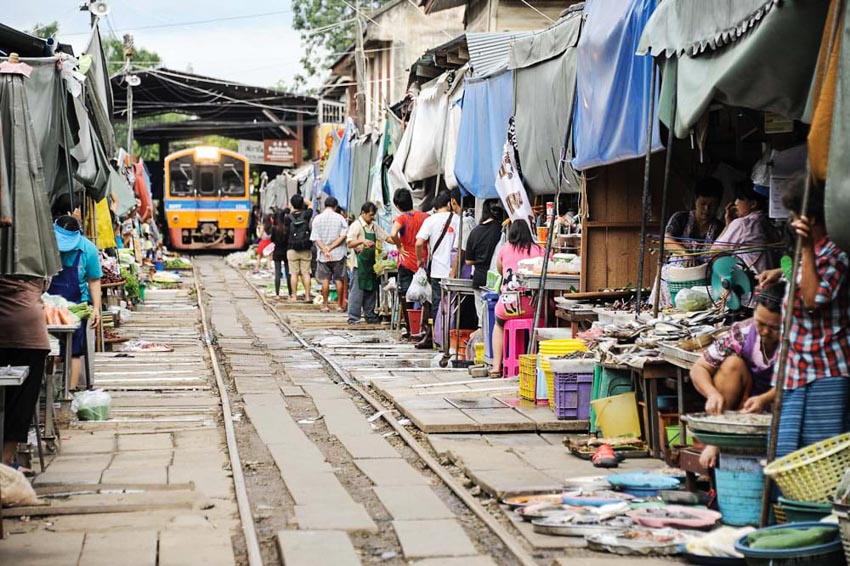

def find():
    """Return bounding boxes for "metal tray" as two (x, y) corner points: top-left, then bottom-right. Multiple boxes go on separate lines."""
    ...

(657, 342), (703, 365)
(683, 412), (771, 435)
(532, 515), (633, 537)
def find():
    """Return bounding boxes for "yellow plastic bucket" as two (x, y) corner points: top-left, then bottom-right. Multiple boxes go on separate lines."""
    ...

(590, 392), (641, 438)
(474, 343), (484, 364)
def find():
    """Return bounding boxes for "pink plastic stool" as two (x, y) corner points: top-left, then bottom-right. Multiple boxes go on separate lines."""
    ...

(502, 318), (535, 378)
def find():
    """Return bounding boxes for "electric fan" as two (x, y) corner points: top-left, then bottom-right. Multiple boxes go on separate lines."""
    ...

(708, 254), (754, 311)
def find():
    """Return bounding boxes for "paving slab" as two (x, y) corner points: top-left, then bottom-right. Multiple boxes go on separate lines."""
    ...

(78, 530), (158, 565)
(354, 458), (430, 486)
(404, 408), (480, 433)
(294, 503), (378, 532)
(467, 468), (564, 498)
(336, 434), (400, 459)
(413, 558), (497, 566)
(509, 445), (579, 471)
(234, 376), (280, 394)
(281, 385), (306, 397)
(511, 516), (586, 549)
(483, 433), (551, 448)
(277, 530), (360, 566)
(301, 383), (350, 399)
(169, 464), (233, 499)
(446, 445), (528, 472)
(159, 530), (236, 566)
(392, 519), (478, 558)
(373, 485), (454, 520)
(117, 432), (174, 451)
(0, 531), (84, 566)
(101, 466), (169, 484)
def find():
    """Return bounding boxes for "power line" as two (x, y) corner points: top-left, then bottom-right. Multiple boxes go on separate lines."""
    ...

(61, 9), (293, 37)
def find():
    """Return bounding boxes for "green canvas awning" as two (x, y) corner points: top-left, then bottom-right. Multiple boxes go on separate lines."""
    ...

(638, 0), (830, 138)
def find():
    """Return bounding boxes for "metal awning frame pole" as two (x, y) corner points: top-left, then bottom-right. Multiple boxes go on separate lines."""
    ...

(635, 63), (657, 316)
(653, 84), (677, 317)
(759, 173), (813, 526)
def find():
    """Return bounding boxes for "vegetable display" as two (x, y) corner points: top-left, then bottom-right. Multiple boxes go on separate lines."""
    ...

(746, 526), (836, 550)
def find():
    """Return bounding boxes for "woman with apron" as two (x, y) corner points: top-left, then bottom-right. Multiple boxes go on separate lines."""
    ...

(51, 216), (102, 390)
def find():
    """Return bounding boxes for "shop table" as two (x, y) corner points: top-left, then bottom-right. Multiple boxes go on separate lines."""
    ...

(46, 324), (79, 451)
(622, 358), (685, 458)
(439, 278), (476, 367)
(554, 307), (598, 335)
(0, 365), (28, 539)
(524, 274), (580, 329)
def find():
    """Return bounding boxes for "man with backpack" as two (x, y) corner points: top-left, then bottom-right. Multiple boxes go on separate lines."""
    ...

(285, 194), (314, 303)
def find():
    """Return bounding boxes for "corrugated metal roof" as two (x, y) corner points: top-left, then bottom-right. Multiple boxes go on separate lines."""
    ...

(466, 31), (534, 78)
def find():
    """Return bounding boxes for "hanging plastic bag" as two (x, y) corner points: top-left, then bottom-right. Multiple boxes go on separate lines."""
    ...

(405, 268), (431, 304)
(71, 389), (112, 421)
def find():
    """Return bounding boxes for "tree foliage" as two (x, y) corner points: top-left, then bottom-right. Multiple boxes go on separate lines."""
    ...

(291, 0), (392, 81)
(102, 37), (162, 76)
(28, 22), (60, 38)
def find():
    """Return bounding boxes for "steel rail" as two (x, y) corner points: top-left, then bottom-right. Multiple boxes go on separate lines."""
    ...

(234, 266), (540, 566)
(192, 265), (264, 566)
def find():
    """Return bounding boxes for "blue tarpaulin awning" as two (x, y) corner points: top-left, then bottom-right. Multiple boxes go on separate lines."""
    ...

(322, 120), (355, 211)
(572, 0), (662, 171)
(453, 70), (513, 199)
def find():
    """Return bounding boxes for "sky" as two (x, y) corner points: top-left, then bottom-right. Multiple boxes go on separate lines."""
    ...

(6, 0), (318, 90)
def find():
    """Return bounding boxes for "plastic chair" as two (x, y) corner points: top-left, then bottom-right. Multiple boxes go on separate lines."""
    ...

(502, 318), (535, 378)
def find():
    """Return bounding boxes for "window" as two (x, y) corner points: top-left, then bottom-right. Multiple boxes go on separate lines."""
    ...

(170, 163), (193, 197)
(221, 164), (244, 196)
(197, 167), (217, 196)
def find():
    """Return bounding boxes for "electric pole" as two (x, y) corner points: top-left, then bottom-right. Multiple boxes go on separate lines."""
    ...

(124, 34), (135, 161)
(354, 17), (367, 130)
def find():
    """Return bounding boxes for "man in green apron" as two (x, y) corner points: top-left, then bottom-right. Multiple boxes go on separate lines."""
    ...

(346, 202), (390, 324)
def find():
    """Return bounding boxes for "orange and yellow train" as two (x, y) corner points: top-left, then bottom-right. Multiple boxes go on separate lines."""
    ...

(164, 147), (251, 251)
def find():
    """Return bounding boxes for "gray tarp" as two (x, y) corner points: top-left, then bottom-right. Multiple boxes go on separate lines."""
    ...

(638, 0), (829, 138)
(349, 134), (380, 214)
(509, 12), (582, 194)
(84, 27), (116, 159)
(0, 70), (61, 277)
(826, 0), (850, 253)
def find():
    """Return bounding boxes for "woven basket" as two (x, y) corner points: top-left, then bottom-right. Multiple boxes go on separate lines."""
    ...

(519, 354), (538, 402)
(764, 432), (850, 502)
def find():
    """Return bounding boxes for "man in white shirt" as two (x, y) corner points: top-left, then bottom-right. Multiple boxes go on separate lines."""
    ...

(310, 196), (349, 312)
(414, 191), (459, 349)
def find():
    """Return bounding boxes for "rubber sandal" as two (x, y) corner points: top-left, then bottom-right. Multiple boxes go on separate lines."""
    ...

(591, 444), (619, 468)
(488, 369), (502, 378)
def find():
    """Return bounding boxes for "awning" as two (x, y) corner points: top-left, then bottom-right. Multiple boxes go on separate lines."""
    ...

(467, 32), (533, 78)
(322, 120), (355, 211)
(453, 70), (514, 199)
(509, 12), (582, 194)
(572, 0), (662, 171)
(638, 0), (830, 138)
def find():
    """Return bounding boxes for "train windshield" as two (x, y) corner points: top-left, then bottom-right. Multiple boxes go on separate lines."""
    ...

(221, 163), (245, 197)
(197, 167), (217, 196)
(170, 162), (194, 196)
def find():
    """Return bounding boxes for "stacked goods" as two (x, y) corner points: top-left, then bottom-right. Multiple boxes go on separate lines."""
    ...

(42, 294), (81, 326)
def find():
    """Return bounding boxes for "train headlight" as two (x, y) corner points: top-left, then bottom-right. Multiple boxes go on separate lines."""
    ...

(182, 230), (190, 237)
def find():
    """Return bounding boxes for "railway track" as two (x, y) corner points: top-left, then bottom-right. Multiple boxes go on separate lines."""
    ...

(190, 256), (547, 565)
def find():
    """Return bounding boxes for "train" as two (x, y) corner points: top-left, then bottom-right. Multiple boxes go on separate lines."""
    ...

(163, 146), (251, 251)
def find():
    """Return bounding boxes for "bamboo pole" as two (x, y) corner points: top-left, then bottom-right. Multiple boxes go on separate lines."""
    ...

(653, 87), (677, 316)
(759, 174), (813, 526)
(636, 64), (657, 315)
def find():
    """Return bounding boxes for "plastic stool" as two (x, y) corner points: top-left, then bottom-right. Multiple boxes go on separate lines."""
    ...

(502, 318), (535, 378)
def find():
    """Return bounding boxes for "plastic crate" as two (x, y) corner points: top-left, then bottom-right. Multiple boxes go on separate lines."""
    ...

(519, 354), (538, 402)
(553, 372), (593, 420)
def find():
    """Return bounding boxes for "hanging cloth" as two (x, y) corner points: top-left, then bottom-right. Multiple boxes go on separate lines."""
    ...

(356, 223), (378, 292)
(808, 0), (844, 183)
(0, 62), (62, 277)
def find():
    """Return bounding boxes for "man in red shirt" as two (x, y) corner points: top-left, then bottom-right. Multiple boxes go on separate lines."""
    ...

(390, 189), (429, 340)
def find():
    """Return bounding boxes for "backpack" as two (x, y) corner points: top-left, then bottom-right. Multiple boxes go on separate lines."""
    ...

(288, 211), (311, 251)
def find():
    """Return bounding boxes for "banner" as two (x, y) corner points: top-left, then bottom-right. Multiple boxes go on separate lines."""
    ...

(494, 142), (534, 228)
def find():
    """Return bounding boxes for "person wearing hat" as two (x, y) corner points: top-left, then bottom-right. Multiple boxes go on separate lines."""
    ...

(711, 180), (782, 275)
(51, 216), (103, 390)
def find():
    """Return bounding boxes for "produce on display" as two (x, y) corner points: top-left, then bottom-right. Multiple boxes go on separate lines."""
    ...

(164, 257), (192, 269)
(746, 526), (837, 550)
(71, 389), (112, 421)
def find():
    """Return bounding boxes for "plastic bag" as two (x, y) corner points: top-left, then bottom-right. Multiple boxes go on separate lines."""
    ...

(675, 288), (713, 312)
(405, 268), (431, 304)
(71, 389), (112, 421)
(0, 464), (39, 507)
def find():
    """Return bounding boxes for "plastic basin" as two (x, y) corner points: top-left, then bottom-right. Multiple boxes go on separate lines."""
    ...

(734, 522), (844, 566)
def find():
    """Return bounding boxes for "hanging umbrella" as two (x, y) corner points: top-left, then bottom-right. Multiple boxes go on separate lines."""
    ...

(0, 119), (10, 226)
(0, 56), (61, 277)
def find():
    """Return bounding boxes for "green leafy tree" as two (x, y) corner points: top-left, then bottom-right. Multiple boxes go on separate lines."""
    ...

(28, 21), (60, 38)
(291, 0), (392, 80)
(102, 37), (162, 76)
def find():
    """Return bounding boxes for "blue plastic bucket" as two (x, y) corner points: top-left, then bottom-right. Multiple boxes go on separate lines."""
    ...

(716, 467), (765, 526)
(154, 261), (165, 271)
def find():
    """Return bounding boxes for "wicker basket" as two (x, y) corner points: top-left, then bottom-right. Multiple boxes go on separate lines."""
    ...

(519, 354), (538, 402)
(764, 433), (850, 502)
